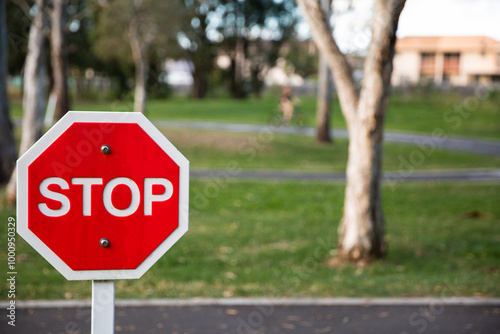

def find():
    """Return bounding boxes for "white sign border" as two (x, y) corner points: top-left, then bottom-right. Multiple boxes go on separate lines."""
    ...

(17, 111), (189, 280)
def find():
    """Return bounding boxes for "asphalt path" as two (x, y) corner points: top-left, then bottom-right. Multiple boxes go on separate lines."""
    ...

(153, 120), (500, 157)
(3, 298), (499, 334)
(13, 118), (500, 156)
(156, 120), (500, 183)
(191, 169), (500, 183)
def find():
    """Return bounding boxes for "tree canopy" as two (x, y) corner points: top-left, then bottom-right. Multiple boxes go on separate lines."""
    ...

(7, 0), (304, 101)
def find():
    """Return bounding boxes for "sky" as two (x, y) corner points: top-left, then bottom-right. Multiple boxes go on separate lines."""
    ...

(299, 0), (500, 53)
(397, 0), (500, 40)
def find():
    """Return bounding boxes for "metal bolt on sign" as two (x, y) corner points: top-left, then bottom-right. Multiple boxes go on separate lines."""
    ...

(100, 238), (110, 248)
(101, 144), (111, 155)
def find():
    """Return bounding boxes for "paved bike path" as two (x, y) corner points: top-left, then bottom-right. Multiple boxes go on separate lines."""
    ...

(191, 169), (500, 183)
(157, 120), (500, 182)
(153, 120), (500, 156)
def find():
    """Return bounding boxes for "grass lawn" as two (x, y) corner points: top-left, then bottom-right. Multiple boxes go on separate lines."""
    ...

(9, 90), (500, 140)
(3, 90), (499, 301)
(1, 181), (498, 300)
(161, 128), (500, 172)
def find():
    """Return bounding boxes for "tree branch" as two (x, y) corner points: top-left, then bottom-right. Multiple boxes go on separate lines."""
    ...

(127, 18), (142, 63)
(358, 0), (406, 124)
(297, 0), (359, 120)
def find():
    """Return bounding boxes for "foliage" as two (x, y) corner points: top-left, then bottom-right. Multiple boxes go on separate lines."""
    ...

(7, 0), (98, 74)
(211, 0), (300, 98)
(175, 0), (219, 99)
(281, 39), (319, 79)
(66, 0), (101, 73)
(6, 1), (29, 74)
(7, 0), (305, 100)
(93, 0), (186, 63)
(92, 0), (188, 106)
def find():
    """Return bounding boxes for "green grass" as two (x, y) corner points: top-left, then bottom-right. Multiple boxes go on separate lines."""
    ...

(1, 181), (499, 299)
(10, 90), (500, 140)
(3, 90), (499, 300)
(161, 128), (500, 172)
(385, 92), (500, 140)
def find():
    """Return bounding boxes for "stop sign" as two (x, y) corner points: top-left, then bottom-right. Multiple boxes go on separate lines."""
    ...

(17, 111), (189, 280)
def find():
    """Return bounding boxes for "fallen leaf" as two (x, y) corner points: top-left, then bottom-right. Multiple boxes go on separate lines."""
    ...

(378, 311), (390, 318)
(281, 323), (296, 329)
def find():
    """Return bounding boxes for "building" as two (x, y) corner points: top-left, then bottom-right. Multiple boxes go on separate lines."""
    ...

(391, 36), (500, 86)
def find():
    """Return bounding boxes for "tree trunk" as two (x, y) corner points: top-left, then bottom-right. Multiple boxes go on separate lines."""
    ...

(50, 0), (70, 121)
(128, 16), (153, 114)
(133, 56), (148, 114)
(192, 71), (206, 99)
(250, 65), (264, 99)
(316, 54), (332, 143)
(298, 0), (405, 263)
(229, 38), (247, 99)
(0, 0), (17, 185)
(73, 67), (81, 101)
(339, 0), (403, 261)
(316, 0), (333, 143)
(6, 0), (48, 203)
(339, 118), (386, 261)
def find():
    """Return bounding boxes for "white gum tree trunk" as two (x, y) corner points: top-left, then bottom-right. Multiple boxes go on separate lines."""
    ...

(50, 0), (70, 121)
(6, 0), (48, 203)
(298, 0), (406, 262)
(315, 0), (333, 143)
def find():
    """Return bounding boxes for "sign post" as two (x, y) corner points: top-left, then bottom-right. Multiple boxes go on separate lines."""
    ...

(92, 280), (115, 334)
(17, 111), (189, 333)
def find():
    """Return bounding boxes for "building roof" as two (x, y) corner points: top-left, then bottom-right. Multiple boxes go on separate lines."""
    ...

(395, 36), (500, 53)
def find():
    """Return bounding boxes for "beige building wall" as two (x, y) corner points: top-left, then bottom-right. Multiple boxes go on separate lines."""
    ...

(434, 53), (444, 85)
(461, 52), (499, 84)
(391, 51), (420, 85)
(391, 36), (500, 87)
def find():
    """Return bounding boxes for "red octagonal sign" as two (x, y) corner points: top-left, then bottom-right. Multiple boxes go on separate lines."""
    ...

(17, 112), (189, 280)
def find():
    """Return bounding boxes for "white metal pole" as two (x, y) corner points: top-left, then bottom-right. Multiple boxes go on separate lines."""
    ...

(91, 280), (115, 334)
